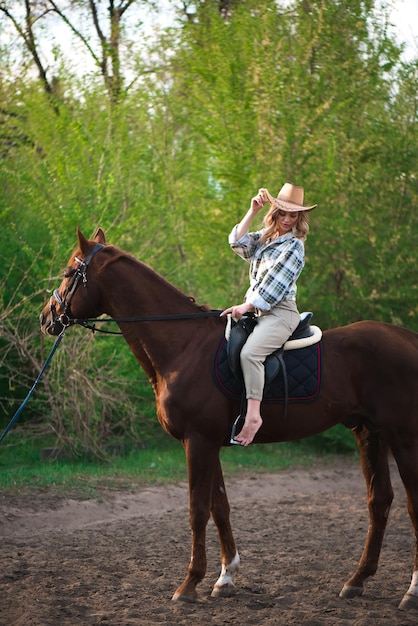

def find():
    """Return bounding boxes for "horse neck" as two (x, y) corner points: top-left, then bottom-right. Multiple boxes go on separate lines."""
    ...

(97, 253), (213, 383)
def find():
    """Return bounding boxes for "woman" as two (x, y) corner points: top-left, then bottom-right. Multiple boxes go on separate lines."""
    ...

(221, 183), (317, 446)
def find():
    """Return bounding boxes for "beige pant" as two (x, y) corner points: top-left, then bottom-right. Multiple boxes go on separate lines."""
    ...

(240, 300), (300, 401)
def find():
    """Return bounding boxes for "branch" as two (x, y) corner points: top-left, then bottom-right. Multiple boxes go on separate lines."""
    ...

(47, 0), (102, 69)
(23, 0), (53, 93)
(118, 0), (138, 18)
(0, 2), (60, 110)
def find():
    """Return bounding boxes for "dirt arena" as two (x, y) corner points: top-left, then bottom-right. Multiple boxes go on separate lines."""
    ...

(1, 456), (417, 625)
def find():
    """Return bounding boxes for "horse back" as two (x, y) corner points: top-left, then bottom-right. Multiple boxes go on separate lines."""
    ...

(323, 320), (418, 400)
(325, 320), (418, 357)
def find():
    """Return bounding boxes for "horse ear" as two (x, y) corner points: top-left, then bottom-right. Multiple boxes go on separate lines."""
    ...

(77, 228), (91, 255)
(94, 228), (106, 245)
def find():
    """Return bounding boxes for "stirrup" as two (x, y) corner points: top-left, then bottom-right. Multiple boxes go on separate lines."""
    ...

(230, 415), (245, 445)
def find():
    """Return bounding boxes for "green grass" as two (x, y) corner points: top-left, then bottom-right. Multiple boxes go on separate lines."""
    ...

(0, 429), (357, 498)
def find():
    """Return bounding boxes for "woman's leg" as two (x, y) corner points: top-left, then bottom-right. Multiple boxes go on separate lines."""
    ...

(233, 398), (262, 446)
(234, 302), (299, 445)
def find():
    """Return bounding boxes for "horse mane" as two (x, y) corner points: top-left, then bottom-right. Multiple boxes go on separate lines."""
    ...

(100, 244), (212, 313)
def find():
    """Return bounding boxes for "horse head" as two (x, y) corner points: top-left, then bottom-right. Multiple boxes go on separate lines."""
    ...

(40, 228), (106, 336)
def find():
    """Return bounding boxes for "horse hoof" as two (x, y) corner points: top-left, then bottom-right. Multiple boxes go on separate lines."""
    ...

(399, 593), (418, 611)
(211, 583), (236, 598)
(339, 583), (364, 599)
(172, 590), (198, 603)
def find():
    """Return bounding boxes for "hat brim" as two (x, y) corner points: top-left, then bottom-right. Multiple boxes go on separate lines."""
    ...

(271, 198), (317, 212)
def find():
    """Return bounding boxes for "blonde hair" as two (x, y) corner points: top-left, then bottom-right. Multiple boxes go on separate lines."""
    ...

(259, 188), (309, 244)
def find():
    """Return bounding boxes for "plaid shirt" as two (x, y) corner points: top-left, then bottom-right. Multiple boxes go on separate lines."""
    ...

(229, 226), (305, 311)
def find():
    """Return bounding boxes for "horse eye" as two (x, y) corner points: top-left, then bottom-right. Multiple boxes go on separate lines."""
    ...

(64, 267), (76, 279)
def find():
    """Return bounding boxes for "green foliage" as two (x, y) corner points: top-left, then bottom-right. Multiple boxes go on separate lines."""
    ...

(305, 424), (358, 454)
(0, 433), (189, 492)
(0, 0), (417, 457)
(0, 429), (353, 492)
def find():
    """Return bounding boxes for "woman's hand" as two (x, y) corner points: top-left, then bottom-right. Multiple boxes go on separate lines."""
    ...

(250, 189), (268, 213)
(220, 302), (254, 319)
(234, 188), (269, 240)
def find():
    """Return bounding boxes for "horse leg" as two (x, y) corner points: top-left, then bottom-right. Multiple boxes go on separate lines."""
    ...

(340, 425), (393, 599)
(388, 437), (418, 611)
(210, 456), (240, 598)
(172, 435), (219, 602)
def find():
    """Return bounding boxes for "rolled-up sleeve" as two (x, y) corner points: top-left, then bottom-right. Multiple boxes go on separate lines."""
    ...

(228, 226), (261, 261)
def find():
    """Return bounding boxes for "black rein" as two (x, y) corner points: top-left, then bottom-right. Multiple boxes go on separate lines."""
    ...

(75, 311), (223, 335)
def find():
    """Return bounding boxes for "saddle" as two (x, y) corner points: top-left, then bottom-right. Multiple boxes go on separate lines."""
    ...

(225, 311), (322, 384)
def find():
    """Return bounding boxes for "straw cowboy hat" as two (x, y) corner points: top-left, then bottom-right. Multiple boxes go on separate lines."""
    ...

(261, 183), (317, 212)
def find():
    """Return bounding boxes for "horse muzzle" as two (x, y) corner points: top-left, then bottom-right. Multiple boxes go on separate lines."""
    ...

(40, 311), (64, 336)
(40, 299), (73, 336)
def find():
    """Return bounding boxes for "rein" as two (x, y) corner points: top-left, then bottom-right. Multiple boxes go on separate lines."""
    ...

(0, 331), (65, 444)
(74, 311), (223, 334)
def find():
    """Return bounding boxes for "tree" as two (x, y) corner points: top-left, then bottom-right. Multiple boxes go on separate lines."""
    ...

(0, 0), (148, 104)
(163, 0), (418, 326)
(0, 0), (416, 455)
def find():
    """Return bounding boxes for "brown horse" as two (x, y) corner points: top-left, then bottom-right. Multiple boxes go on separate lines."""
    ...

(40, 229), (418, 611)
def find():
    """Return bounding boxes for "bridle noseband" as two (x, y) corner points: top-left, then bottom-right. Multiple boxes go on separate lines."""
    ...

(50, 243), (104, 330)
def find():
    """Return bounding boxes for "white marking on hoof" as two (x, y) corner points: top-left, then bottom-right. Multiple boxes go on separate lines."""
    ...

(339, 583), (364, 599)
(399, 593), (418, 611)
(407, 570), (418, 597)
(399, 571), (418, 610)
(211, 552), (240, 598)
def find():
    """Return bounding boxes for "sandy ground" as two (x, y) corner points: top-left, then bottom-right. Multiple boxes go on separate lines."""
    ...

(1, 456), (417, 625)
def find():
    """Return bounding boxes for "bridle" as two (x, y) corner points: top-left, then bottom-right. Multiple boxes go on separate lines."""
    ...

(49, 243), (222, 334)
(50, 243), (104, 331)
